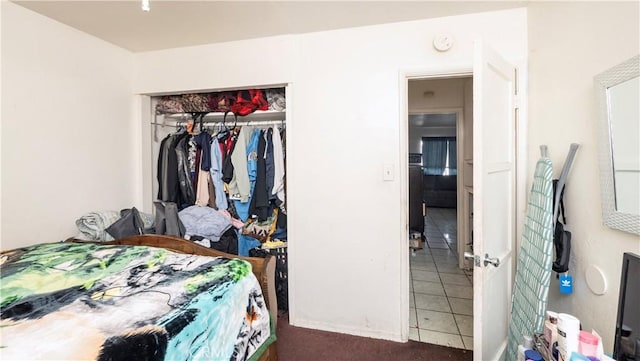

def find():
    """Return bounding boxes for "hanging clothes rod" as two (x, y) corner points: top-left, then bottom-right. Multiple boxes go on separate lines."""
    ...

(156, 110), (286, 123)
(151, 119), (286, 127)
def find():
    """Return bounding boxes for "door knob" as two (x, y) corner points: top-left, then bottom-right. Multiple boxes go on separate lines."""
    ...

(484, 253), (500, 267)
(464, 252), (480, 267)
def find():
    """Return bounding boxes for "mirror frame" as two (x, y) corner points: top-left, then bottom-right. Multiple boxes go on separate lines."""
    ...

(594, 55), (640, 235)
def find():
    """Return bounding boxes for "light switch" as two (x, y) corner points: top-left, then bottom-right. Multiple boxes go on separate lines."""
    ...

(383, 164), (394, 181)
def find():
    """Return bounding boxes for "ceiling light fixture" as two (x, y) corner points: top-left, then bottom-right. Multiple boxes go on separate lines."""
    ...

(142, 0), (150, 12)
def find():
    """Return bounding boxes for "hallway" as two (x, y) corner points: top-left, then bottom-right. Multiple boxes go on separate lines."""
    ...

(409, 208), (473, 350)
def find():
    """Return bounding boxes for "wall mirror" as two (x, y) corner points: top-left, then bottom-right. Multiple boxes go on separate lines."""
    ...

(594, 55), (640, 235)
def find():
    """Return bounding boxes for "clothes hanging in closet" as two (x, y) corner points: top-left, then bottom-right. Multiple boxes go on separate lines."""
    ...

(250, 130), (270, 221)
(156, 123), (287, 256)
(157, 131), (195, 206)
(210, 136), (228, 211)
(229, 126), (254, 203)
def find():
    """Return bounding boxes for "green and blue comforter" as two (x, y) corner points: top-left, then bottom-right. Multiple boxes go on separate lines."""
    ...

(0, 242), (270, 360)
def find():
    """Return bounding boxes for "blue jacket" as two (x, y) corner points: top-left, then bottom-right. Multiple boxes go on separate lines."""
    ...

(234, 128), (261, 222)
(210, 140), (228, 210)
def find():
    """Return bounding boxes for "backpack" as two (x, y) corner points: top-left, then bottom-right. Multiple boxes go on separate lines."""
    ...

(552, 179), (571, 273)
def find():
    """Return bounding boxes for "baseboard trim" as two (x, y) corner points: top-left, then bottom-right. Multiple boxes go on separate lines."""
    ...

(289, 318), (402, 342)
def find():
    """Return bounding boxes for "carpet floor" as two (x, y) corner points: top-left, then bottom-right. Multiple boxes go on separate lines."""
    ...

(275, 313), (473, 361)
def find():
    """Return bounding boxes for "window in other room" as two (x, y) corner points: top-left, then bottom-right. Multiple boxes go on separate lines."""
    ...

(422, 137), (457, 176)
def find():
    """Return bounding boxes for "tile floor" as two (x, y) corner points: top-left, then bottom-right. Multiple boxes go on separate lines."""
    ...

(409, 207), (474, 350)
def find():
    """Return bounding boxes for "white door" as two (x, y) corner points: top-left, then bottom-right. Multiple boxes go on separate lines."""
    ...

(469, 41), (517, 360)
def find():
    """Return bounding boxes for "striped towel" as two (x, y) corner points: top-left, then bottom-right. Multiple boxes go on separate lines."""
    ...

(506, 158), (555, 360)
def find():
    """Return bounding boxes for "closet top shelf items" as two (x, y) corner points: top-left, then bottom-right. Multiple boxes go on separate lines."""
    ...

(153, 87), (286, 124)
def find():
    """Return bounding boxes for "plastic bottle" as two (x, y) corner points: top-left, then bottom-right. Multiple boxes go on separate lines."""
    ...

(557, 313), (580, 360)
(544, 311), (559, 355)
(518, 334), (534, 361)
(523, 335), (534, 349)
(518, 345), (529, 361)
(578, 330), (599, 357)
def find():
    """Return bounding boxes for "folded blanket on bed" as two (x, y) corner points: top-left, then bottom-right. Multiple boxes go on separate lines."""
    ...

(75, 210), (154, 241)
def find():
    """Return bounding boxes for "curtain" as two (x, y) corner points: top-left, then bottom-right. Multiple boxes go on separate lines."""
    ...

(422, 137), (456, 175)
(422, 138), (447, 175)
(448, 138), (457, 175)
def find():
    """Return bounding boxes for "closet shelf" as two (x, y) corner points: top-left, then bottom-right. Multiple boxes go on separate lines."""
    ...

(156, 110), (286, 123)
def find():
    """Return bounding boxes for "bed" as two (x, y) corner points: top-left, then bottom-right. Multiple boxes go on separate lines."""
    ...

(0, 234), (278, 361)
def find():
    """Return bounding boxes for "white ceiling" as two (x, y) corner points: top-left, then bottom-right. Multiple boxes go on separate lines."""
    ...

(12, 1), (525, 52)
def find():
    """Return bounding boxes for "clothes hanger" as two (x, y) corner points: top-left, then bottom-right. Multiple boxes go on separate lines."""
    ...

(230, 112), (238, 130)
(229, 113), (243, 141)
(198, 112), (207, 133)
(184, 113), (196, 134)
(210, 119), (221, 138)
(172, 114), (188, 134)
(217, 111), (231, 141)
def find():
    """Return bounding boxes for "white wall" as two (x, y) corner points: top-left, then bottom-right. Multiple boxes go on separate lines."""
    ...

(134, 8), (527, 341)
(1, 2), (135, 250)
(528, 2), (640, 352)
(409, 77), (468, 111)
(408, 78), (466, 153)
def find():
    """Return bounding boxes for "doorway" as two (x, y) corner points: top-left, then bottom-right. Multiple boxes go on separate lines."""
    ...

(407, 77), (474, 350)
(401, 44), (521, 360)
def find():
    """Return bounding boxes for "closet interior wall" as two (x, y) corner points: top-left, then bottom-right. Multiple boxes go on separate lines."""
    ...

(150, 96), (174, 203)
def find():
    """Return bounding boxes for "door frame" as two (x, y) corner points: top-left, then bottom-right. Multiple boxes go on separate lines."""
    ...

(408, 106), (466, 268)
(398, 65), (527, 346)
(399, 67), (472, 343)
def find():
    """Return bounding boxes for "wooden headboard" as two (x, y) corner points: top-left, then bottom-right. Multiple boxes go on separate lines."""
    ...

(67, 234), (278, 326)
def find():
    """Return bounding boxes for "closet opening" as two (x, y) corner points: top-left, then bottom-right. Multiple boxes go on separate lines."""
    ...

(407, 77), (474, 350)
(141, 85), (291, 321)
